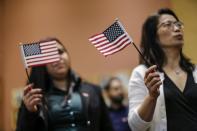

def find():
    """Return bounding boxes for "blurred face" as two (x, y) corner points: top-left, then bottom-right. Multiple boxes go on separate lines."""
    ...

(46, 43), (71, 80)
(157, 14), (184, 48)
(107, 79), (124, 104)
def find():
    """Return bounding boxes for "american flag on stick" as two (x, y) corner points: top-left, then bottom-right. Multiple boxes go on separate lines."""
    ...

(20, 40), (60, 68)
(89, 20), (133, 57)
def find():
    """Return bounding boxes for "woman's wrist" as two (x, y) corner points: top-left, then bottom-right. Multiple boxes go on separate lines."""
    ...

(146, 94), (158, 102)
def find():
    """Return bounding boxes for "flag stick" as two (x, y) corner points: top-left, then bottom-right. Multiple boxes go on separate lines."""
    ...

(25, 68), (31, 83)
(132, 42), (151, 67)
(116, 19), (151, 67)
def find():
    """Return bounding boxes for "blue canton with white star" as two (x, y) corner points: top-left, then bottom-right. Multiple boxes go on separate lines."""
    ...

(23, 43), (41, 57)
(103, 22), (124, 42)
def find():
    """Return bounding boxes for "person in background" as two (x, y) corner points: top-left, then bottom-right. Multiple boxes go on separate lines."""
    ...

(104, 77), (131, 131)
(16, 38), (114, 131)
(128, 8), (197, 131)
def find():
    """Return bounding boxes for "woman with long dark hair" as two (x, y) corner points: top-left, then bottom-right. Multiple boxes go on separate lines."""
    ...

(128, 8), (197, 131)
(16, 38), (113, 131)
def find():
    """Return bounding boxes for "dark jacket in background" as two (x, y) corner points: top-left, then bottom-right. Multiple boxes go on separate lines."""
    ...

(16, 70), (114, 131)
(108, 106), (131, 131)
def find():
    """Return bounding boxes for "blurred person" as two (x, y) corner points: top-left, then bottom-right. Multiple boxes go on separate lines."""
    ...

(104, 77), (131, 131)
(128, 8), (197, 131)
(16, 38), (114, 131)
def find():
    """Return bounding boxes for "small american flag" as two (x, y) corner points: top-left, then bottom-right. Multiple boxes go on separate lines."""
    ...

(89, 20), (133, 56)
(20, 40), (60, 68)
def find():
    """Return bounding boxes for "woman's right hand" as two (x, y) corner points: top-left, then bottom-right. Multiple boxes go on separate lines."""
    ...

(23, 84), (43, 112)
(144, 65), (162, 100)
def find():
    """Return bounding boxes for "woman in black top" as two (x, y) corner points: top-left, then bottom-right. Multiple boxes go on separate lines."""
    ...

(128, 8), (196, 131)
(16, 38), (114, 131)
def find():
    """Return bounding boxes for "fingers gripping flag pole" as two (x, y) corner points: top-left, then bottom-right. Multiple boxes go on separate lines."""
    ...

(89, 19), (151, 66)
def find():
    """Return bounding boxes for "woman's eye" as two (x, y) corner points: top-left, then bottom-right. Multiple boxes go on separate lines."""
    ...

(58, 49), (64, 54)
(164, 22), (171, 27)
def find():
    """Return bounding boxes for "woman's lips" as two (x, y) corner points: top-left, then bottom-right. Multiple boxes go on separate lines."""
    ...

(174, 34), (183, 40)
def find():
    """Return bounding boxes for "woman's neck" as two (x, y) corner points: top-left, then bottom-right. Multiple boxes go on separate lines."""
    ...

(162, 47), (181, 70)
(52, 78), (69, 91)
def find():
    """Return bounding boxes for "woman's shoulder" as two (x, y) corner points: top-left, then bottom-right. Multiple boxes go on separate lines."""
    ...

(194, 65), (197, 70)
(192, 65), (197, 74)
(128, 64), (148, 83)
(133, 64), (148, 72)
(80, 81), (101, 94)
(193, 65), (197, 83)
(131, 64), (148, 76)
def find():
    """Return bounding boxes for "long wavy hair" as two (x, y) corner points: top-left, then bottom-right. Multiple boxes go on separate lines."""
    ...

(139, 8), (194, 72)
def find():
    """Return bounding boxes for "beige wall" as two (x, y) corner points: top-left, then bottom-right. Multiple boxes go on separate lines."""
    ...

(172, 0), (197, 63)
(2, 0), (170, 130)
(0, 0), (4, 131)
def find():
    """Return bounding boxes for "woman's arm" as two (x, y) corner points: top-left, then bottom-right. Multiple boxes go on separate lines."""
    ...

(16, 84), (45, 131)
(137, 95), (158, 122)
(128, 65), (162, 131)
(16, 102), (44, 131)
(138, 65), (161, 121)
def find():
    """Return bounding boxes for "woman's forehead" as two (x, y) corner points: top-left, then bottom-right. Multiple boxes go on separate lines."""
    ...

(159, 14), (177, 23)
(56, 42), (68, 53)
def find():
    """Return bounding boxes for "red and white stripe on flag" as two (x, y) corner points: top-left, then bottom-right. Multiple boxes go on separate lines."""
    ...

(89, 20), (133, 57)
(20, 40), (60, 68)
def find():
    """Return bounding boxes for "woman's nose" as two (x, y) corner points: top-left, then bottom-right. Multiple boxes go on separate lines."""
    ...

(173, 24), (181, 32)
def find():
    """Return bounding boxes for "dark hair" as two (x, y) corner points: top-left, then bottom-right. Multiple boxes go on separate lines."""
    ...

(28, 37), (70, 91)
(104, 77), (121, 91)
(140, 8), (194, 72)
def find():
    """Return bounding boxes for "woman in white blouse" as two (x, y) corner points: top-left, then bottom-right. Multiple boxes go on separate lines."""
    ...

(128, 8), (197, 131)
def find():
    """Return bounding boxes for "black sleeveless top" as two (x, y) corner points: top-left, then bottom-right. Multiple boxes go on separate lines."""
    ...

(164, 72), (197, 131)
(47, 86), (89, 131)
